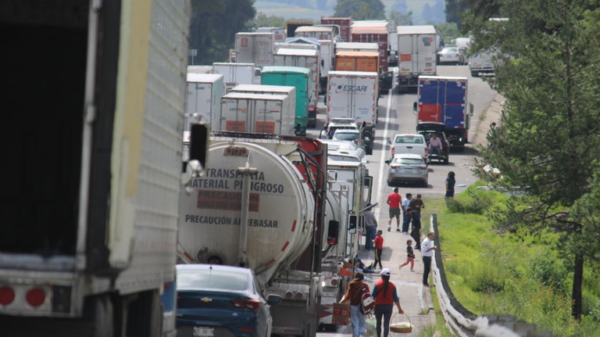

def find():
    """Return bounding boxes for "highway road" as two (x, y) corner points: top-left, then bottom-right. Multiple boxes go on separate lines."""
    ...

(311, 66), (497, 200)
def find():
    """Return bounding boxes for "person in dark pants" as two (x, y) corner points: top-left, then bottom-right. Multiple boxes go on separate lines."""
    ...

(421, 232), (437, 287)
(409, 208), (421, 250)
(363, 204), (378, 251)
(372, 230), (384, 269)
(372, 269), (403, 337)
(408, 194), (424, 225)
(445, 171), (456, 198)
(401, 193), (412, 234)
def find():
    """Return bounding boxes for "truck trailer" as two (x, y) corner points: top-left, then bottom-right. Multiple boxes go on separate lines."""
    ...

(351, 26), (389, 72)
(220, 92), (295, 136)
(212, 62), (261, 93)
(0, 1), (204, 336)
(178, 135), (328, 337)
(261, 66), (314, 133)
(413, 76), (474, 150)
(257, 27), (286, 43)
(321, 18), (352, 42)
(235, 32), (276, 68)
(185, 73), (224, 129)
(397, 25), (438, 91)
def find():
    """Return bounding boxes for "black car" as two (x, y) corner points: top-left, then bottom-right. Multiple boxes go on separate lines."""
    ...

(416, 123), (450, 164)
(379, 71), (394, 94)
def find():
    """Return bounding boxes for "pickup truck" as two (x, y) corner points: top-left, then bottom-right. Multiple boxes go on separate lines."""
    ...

(389, 133), (428, 161)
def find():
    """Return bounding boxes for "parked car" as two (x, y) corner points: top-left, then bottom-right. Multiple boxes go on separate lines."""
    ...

(389, 133), (428, 161)
(176, 264), (281, 337)
(417, 122), (450, 164)
(386, 154), (429, 187)
(437, 47), (465, 65)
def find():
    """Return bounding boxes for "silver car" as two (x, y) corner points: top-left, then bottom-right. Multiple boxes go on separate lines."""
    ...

(386, 154), (429, 187)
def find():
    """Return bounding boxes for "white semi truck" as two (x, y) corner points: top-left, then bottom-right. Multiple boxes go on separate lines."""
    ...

(212, 62), (261, 93)
(179, 135), (330, 337)
(274, 48), (321, 116)
(185, 73), (224, 128)
(235, 32), (276, 68)
(397, 25), (438, 91)
(0, 1), (205, 336)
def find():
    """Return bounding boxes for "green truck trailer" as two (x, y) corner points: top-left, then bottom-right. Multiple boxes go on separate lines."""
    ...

(261, 66), (313, 136)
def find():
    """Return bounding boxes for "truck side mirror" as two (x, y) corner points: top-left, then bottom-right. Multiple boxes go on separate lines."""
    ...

(387, 138), (392, 145)
(348, 215), (357, 233)
(254, 68), (262, 78)
(327, 220), (340, 244)
(413, 102), (418, 113)
(189, 123), (210, 169)
(267, 295), (282, 306)
(321, 59), (325, 67)
(295, 123), (301, 134)
(385, 160), (390, 165)
(469, 103), (474, 116)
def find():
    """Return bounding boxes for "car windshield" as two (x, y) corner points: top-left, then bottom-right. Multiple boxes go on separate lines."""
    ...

(393, 157), (424, 165)
(334, 133), (359, 141)
(394, 136), (424, 144)
(329, 155), (360, 162)
(177, 269), (249, 291)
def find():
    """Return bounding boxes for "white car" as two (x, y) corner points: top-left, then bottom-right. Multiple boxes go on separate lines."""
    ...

(320, 139), (366, 161)
(332, 129), (361, 144)
(438, 47), (465, 65)
(389, 133), (428, 161)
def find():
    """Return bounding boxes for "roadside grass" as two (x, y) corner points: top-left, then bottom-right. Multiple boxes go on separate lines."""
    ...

(423, 182), (600, 337)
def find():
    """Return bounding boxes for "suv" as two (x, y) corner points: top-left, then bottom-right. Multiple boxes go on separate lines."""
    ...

(417, 123), (450, 164)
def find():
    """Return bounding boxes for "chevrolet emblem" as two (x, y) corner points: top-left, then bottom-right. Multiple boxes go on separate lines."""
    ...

(200, 297), (212, 303)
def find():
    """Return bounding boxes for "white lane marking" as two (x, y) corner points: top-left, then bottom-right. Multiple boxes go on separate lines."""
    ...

(374, 90), (393, 220)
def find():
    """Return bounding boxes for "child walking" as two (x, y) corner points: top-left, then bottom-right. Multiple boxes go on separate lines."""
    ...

(372, 230), (384, 270)
(399, 239), (415, 272)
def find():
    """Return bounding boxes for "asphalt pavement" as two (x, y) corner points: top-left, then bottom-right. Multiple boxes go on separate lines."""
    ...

(313, 66), (498, 337)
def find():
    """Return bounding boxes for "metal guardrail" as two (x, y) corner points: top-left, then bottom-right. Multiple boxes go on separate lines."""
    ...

(429, 214), (553, 337)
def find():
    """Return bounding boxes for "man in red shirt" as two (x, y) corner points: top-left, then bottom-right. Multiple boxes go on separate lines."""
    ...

(386, 188), (402, 232)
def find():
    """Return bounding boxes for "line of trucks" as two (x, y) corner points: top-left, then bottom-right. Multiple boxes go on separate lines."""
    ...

(0, 4), (471, 337)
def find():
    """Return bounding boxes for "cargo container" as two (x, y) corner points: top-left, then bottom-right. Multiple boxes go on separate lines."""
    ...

(286, 21), (314, 38)
(351, 20), (393, 33)
(351, 26), (389, 71)
(235, 32), (275, 68)
(335, 51), (380, 73)
(295, 26), (336, 41)
(327, 71), (378, 130)
(274, 48), (320, 120)
(187, 65), (214, 74)
(212, 62), (261, 92)
(186, 73), (224, 129)
(257, 26), (286, 42)
(230, 84), (297, 134)
(321, 17), (352, 42)
(336, 42), (379, 53)
(397, 25), (438, 91)
(220, 92), (295, 136)
(261, 66), (314, 133)
(318, 40), (334, 93)
(414, 76), (474, 150)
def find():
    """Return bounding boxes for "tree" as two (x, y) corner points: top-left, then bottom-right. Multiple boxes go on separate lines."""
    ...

(393, 0), (408, 14)
(389, 10), (413, 26)
(254, 13), (286, 28)
(469, 0), (600, 320)
(189, 0), (256, 64)
(445, 0), (469, 28)
(421, 3), (434, 23)
(334, 0), (386, 20)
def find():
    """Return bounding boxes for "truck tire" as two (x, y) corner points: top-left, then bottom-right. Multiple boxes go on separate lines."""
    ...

(125, 290), (162, 337)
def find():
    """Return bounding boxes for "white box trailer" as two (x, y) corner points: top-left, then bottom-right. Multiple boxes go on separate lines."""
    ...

(257, 27), (286, 42)
(186, 73), (224, 129)
(220, 92), (295, 136)
(212, 62), (260, 92)
(397, 25), (438, 90)
(188, 65), (214, 74)
(295, 26), (336, 41)
(327, 71), (378, 126)
(274, 48), (320, 106)
(318, 40), (334, 89)
(275, 42), (319, 52)
(336, 42), (379, 53)
(230, 84), (297, 130)
(235, 32), (275, 68)
(469, 49), (495, 76)
(351, 20), (393, 33)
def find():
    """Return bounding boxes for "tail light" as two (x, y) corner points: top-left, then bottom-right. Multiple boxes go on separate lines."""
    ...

(456, 54), (461, 57)
(420, 166), (427, 170)
(331, 279), (339, 286)
(0, 286), (15, 306)
(424, 148), (428, 158)
(285, 291), (294, 299)
(26, 288), (46, 307)
(240, 328), (255, 333)
(391, 147), (395, 157)
(232, 299), (260, 311)
(309, 106), (315, 111)
(354, 139), (359, 144)
(294, 292), (304, 300)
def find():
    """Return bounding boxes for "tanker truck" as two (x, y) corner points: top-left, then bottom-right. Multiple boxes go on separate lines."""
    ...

(179, 134), (329, 337)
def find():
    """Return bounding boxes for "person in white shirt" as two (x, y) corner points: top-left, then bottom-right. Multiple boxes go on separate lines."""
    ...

(420, 232), (437, 287)
(401, 193), (412, 234)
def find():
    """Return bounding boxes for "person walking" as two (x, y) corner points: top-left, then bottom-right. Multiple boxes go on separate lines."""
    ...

(445, 171), (456, 198)
(363, 204), (378, 251)
(401, 193), (412, 234)
(399, 239), (415, 271)
(372, 269), (403, 337)
(409, 208), (421, 250)
(340, 272), (370, 337)
(386, 188), (402, 232)
(421, 232), (437, 287)
(371, 230), (384, 270)
(408, 194), (424, 227)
